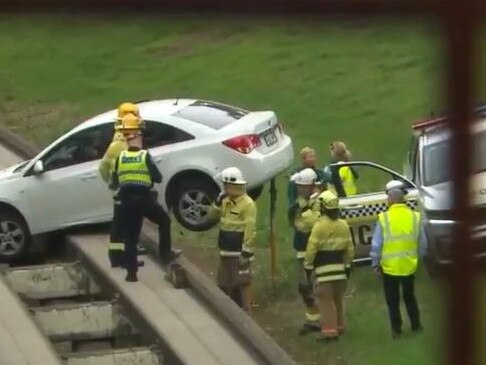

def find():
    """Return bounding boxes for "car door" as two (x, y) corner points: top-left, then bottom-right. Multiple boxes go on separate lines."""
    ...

(24, 123), (113, 233)
(330, 161), (418, 263)
(142, 120), (194, 208)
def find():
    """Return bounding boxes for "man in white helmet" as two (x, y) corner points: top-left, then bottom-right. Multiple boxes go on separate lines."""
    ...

(288, 168), (322, 334)
(210, 167), (257, 315)
(370, 180), (427, 338)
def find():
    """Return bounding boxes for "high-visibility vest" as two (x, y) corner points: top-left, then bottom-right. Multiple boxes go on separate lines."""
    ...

(339, 166), (357, 196)
(117, 150), (152, 188)
(378, 204), (420, 276)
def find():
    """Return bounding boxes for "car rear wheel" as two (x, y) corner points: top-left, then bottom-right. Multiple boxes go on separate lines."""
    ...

(0, 212), (30, 262)
(173, 179), (220, 232)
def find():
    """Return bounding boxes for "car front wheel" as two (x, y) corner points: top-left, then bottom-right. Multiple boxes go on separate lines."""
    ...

(173, 179), (219, 232)
(0, 212), (30, 262)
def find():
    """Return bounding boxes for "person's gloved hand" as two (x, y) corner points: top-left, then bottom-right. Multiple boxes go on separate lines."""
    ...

(239, 255), (250, 267)
(215, 192), (226, 206)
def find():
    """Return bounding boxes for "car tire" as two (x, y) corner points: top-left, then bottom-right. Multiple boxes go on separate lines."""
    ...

(248, 185), (264, 201)
(0, 211), (31, 262)
(173, 179), (220, 232)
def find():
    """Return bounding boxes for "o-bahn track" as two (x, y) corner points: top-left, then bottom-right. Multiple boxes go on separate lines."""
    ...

(0, 126), (298, 365)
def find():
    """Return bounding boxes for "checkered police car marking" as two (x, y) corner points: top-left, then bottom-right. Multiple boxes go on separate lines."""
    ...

(340, 199), (418, 220)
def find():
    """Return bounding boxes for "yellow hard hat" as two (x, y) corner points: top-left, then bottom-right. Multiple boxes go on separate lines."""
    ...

(117, 102), (139, 119)
(117, 113), (142, 133)
(318, 190), (339, 210)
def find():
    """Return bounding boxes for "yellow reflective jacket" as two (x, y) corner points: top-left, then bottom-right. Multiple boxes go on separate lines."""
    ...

(378, 204), (420, 276)
(304, 216), (354, 282)
(210, 194), (257, 257)
(339, 166), (357, 196)
(99, 132), (128, 185)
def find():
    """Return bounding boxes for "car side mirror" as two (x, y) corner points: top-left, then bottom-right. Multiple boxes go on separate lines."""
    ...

(33, 160), (44, 175)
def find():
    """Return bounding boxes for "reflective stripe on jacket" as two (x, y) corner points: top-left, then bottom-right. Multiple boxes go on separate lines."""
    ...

(304, 216), (354, 283)
(117, 150), (152, 188)
(378, 204), (420, 276)
(210, 194), (257, 257)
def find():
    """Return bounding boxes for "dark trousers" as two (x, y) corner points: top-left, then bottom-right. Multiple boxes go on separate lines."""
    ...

(382, 273), (421, 333)
(120, 192), (172, 275)
(108, 200), (124, 266)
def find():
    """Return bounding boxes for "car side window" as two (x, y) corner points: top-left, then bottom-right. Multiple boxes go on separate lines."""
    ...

(143, 120), (194, 149)
(41, 124), (113, 172)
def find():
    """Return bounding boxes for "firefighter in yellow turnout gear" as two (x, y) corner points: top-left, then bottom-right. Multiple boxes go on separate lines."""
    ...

(288, 168), (322, 334)
(305, 191), (354, 342)
(99, 103), (142, 267)
(210, 167), (257, 315)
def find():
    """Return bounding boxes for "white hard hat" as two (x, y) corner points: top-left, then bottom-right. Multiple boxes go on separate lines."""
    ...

(385, 180), (407, 194)
(290, 168), (319, 186)
(220, 167), (247, 185)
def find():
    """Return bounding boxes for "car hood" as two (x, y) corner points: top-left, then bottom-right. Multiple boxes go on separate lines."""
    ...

(421, 171), (486, 211)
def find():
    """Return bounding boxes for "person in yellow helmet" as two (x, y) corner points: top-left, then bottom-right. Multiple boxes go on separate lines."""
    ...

(304, 190), (354, 342)
(210, 167), (257, 315)
(111, 130), (177, 282)
(99, 105), (143, 267)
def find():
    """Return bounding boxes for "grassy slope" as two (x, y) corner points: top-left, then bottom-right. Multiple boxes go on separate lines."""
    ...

(2, 13), (482, 365)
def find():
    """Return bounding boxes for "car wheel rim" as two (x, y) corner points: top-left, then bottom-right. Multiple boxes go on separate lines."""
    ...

(0, 220), (25, 256)
(179, 189), (213, 226)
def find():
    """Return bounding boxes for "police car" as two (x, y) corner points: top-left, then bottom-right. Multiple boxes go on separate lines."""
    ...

(0, 99), (293, 262)
(403, 106), (486, 272)
(336, 106), (486, 268)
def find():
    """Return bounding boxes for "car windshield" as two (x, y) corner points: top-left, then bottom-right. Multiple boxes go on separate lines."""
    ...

(12, 160), (31, 173)
(423, 129), (486, 186)
(172, 100), (248, 130)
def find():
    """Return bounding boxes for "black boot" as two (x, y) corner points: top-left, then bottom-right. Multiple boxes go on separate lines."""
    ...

(299, 323), (321, 335)
(125, 272), (138, 282)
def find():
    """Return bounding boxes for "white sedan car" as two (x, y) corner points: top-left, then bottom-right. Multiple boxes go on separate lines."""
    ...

(0, 99), (294, 261)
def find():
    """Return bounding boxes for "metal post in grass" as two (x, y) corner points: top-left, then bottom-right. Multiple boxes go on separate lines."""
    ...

(269, 178), (278, 287)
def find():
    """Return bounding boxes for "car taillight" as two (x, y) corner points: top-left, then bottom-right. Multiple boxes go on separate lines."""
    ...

(277, 122), (284, 134)
(222, 134), (261, 154)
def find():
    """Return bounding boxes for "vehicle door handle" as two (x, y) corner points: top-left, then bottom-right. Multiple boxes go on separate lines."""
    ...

(153, 157), (163, 164)
(80, 173), (98, 181)
(342, 204), (364, 210)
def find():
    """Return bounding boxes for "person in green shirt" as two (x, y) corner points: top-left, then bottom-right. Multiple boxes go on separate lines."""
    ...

(287, 147), (326, 208)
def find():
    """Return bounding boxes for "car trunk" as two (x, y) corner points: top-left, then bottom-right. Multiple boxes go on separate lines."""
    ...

(221, 111), (282, 155)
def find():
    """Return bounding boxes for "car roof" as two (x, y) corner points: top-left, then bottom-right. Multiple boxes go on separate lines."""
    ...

(71, 99), (197, 133)
(421, 118), (486, 146)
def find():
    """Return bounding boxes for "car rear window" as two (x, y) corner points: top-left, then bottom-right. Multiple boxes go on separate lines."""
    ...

(172, 101), (249, 130)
